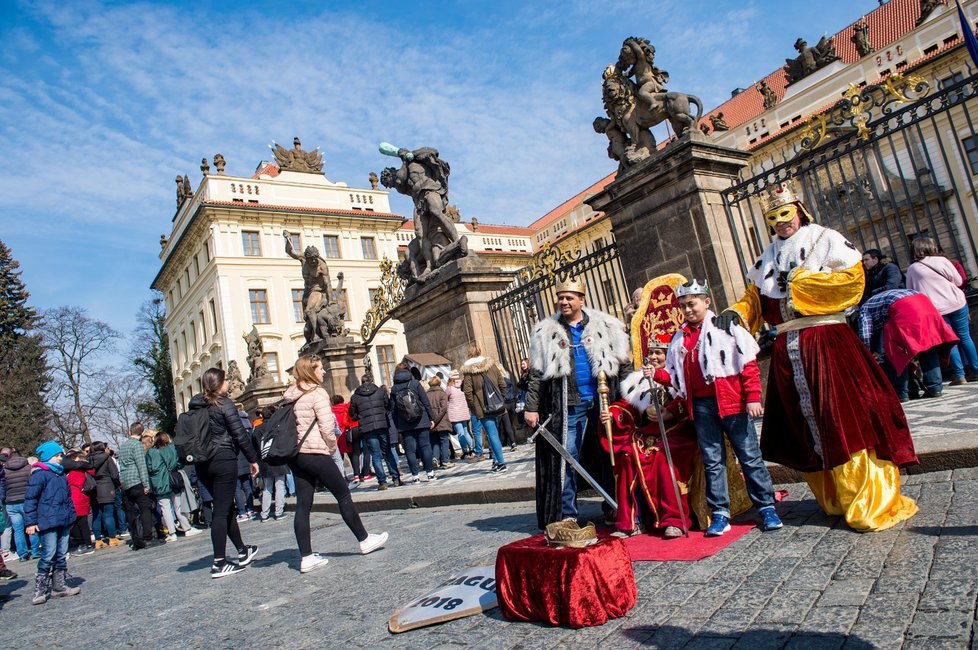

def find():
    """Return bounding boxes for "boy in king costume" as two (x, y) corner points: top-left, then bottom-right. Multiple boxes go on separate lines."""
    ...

(715, 182), (918, 532)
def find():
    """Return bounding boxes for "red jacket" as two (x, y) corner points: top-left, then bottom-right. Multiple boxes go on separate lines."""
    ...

(66, 469), (94, 517)
(332, 403), (353, 455)
(678, 322), (761, 419)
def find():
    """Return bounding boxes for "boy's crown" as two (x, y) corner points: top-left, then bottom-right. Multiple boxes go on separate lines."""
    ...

(675, 278), (709, 297)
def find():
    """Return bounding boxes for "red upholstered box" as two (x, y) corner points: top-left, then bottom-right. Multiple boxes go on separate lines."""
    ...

(495, 534), (637, 628)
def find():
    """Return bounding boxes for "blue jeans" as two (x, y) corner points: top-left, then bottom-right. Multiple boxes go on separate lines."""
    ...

(91, 501), (117, 540)
(5, 503), (39, 559)
(885, 350), (943, 397)
(562, 399), (593, 519)
(363, 429), (401, 484)
(430, 430), (451, 464)
(452, 421), (472, 453)
(37, 525), (71, 573)
(286, 471), (296, 497)
(235, 475), (255, 515)
(402, 428), (434, 476)
(477, 417), (506, 466)
(113, 489), (128, 533)
(470, 416), (484, 455)
(692, 397), (775, 517)
(943, 305), (978, 379)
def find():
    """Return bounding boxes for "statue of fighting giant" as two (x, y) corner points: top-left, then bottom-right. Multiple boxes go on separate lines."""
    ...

(379, 143), (468, 284)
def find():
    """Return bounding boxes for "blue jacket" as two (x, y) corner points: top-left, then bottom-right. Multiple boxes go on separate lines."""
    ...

(24, 464), (76, 531)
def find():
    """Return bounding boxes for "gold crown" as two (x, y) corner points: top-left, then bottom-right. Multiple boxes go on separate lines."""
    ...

(555, 276), (587, 296)
(760, 181), (801, 214)
(545, 520), (598, 548)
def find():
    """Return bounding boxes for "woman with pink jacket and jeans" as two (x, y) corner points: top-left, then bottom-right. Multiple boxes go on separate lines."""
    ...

(906, 237), (978, 385)
(445, 370), (473, 457)
(282, 355), (388, 573)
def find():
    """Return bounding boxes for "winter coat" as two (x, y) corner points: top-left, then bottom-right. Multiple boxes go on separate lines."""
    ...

(349, 382), (389, 434)
(389, 369), (433, 431)
(236, 410), (256, 475)
(283, 384), (337, 456)
(333, 402), (352, 455)
(145, 447), (172, 497)
(459, 356), (505, 420)
(427, 385), (451, 432)
(445, 384), (471, 423)
(90, 450), (120, 505)
(186, 394), (259, 464)
(66, 469), (94, 517)
(3, 454), (32, 503)
(24, 463), (76, 531)
(863, 260), (905, 302)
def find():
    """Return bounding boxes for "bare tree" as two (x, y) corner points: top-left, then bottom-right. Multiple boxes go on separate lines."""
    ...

(91, 370), (153, 447)
(41, 306), (120, 446)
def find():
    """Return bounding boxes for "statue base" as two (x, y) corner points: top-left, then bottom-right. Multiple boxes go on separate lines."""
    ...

(392, 254), (513, 368)
(237, 375), (286, 416)
(300, 336), (369, 398)
(586, 129), (751, 310)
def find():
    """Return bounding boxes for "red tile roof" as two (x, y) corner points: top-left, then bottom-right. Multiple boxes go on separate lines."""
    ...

(699, 0), (929, 135)
(527, 173), (617, 231)
(203, 201), (402, 219)
(398, 220), (535, 236)
(252, 161), (281, 179)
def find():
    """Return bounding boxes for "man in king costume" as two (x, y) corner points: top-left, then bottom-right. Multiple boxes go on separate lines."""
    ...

(524, 277), (631, 529)
(716, 182), (918, 532)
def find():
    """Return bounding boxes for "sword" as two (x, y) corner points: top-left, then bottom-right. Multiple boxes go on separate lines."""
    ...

(529, 415), (618, 511)
(645, 368), (690, 537)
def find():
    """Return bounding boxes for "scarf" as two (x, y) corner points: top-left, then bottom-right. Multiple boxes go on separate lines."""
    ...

(34, 461), (64, 475)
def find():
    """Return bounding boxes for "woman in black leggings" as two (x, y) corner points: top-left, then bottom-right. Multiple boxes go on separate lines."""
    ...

(282, 355), (388, 574)
(188, 368), (260, 579)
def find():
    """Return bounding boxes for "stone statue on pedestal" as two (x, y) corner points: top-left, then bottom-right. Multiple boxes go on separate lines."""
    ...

(594, 36), (703, 167)
(213, 154), (226, 174)
(379, 143), (468, 284)
(285, 231), (348, 344)
(783, 36), (839, 85)
(758, 80), (778, 110)
(852, 20), (873, 57)
(271, 137), (324, 174)
(709, 113), (729, 131)
(227, 360), (246, 396)
(200, 157), (210, 175)
(243, 327), (268, 384)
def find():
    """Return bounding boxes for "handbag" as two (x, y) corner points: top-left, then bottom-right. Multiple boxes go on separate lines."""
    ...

(81, 473), (97, 494)
(169, 469), (186, 492)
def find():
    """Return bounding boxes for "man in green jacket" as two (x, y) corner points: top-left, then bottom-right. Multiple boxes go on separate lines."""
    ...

(117, 423), (161, 550)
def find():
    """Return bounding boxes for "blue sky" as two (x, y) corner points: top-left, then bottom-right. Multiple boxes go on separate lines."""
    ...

(1, 0), (877, 337)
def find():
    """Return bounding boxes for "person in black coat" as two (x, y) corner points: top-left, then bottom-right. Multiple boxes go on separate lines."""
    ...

(89, 442), (123, 546)
(862, 249), (904, 303)
(389, 363), (435, 482)
(187, 368), (259, 579)
(350, 374), (401, 489)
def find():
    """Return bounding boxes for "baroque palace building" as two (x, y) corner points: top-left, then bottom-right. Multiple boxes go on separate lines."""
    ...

(153, 148), (411, 411)
(533, 0), (978, 281)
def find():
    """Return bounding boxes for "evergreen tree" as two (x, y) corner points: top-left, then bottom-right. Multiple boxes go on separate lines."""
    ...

(133, 296), (177, 435)
(0, 240), (50, 450)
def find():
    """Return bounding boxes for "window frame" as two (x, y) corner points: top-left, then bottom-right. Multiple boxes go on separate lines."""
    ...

(322, 235), (341, 259)
(249, 288), (271, 324)
(242, 231), (262, 256)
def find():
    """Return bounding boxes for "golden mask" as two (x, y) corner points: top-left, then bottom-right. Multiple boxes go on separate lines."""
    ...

(764, 203), (800, 228)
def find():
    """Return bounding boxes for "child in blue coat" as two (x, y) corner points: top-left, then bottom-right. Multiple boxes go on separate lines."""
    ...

(24, 441), (82, 605)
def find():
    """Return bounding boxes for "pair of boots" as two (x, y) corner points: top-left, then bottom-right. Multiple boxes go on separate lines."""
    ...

(32, 569), (81, 605)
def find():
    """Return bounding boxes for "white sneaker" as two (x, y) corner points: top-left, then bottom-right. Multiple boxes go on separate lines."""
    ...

(183, 527), (204, 537)
(300, 553), (330, 573)
(165, 534), (178, 543)
(358, 532), (389, 555)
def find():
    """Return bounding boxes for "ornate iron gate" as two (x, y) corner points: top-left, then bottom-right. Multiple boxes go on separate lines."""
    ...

(721, 72), (978, 278)
(488, 243), (630, 375)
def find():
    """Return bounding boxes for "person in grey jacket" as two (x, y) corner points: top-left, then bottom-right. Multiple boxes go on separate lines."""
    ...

(349, 374), (401, 489)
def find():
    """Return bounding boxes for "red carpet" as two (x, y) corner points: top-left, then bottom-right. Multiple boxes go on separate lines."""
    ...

(599, 521), (756, 562)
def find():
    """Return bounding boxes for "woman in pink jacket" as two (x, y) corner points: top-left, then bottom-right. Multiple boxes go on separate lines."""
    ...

(282, 355), (388, 573)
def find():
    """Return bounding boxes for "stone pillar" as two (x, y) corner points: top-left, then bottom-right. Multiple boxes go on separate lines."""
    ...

(236, 376), (286, 416)
(391, 255), (513, 368)
(300, 337), (370, 398)
(586, 130), (752, 310)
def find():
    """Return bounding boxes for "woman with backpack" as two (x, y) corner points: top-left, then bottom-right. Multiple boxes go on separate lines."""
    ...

(186, 367), (260, 579)
(389, 362), (436, 483)
(147, 432), (200, 541)
(460, 343), (508, 473)
(281, 355), (388, 573)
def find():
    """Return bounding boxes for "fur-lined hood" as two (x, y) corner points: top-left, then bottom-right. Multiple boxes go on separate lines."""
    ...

(529, 308), (630, 380)
(459, 356), (496, 375)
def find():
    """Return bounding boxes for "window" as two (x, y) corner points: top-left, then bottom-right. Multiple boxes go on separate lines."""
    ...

(361, 237), (377, 259)
(593, 237), (605, 252)
(292, 289), (304, 322)
(377, 345), (396, 387)
(287, 232), (301, 253)
(265, 352), (280, 384)
(204, 241), (211, 261)
(184, 268), (191, 291)
(209, 299), (219, 335)
(368, 288), (378, 306)
(181, 331), (189, 364)
(193, 255), (200, 276)
(249, 289), (270, 324)
(963, 136), (978, 175)
(942, 72), (965, 102)
(189, 320), (197, 355)
(322, 235), (341, 259)
(199, 310), (206, 341)
(242, 231), (262, 256)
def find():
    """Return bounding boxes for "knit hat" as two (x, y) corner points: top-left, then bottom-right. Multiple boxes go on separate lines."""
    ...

(449, 370), (460, 380)
(36, 441), (65, 462)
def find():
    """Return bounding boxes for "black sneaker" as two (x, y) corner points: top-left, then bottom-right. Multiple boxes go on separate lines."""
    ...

(0, 569), (17, 580)
(237, 545), (259, 566)
(496, 464), (508, 473)
(210, 561), (246, 579)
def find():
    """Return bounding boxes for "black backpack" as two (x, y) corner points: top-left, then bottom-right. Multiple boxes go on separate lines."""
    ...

(482, 373), (506, 416)
(395, 385), (423, 424)
(173, 407), (217, 465)
(257, 401), (317, 465)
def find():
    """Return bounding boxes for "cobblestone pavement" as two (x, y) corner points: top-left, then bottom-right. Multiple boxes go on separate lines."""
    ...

(2, 470), (975, 649)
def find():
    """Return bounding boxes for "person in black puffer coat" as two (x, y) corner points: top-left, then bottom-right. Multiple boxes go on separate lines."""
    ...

(350, 374), (401, 489)
(89, 442), (123, 547)
(388, 364), (435, 483)
(187, 367), (259, 579)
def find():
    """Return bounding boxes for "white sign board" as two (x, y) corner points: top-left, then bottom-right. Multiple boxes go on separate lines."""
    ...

(389, 565), (498, 633)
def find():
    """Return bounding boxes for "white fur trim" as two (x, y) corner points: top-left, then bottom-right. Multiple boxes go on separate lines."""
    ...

(620, 370), (652, 412)
(666, 310), (759, 398)
(746, 224), (862, 299)
(529, 309), (630, 380)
